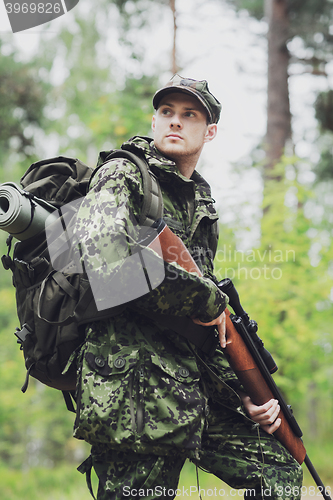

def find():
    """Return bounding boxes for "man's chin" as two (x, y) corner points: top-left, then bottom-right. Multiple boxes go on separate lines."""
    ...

(155, 143), (187, 161)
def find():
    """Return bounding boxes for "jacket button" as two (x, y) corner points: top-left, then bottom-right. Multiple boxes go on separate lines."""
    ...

(178, 367), (190, 378)
(95, 356), (105, 368)
(114, 357), (126, 369)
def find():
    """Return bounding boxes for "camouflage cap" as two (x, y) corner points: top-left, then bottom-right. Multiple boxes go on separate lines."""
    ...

(153, 74), (222, 124)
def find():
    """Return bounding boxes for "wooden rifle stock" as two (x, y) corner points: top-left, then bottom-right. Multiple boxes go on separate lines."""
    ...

(149, 220), (202, 275)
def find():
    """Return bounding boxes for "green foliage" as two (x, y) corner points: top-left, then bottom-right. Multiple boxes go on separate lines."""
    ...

(227, 0), (333, 35)
(0, 238), (88, 469)
(30, 5), (159, 163)
(0, 463), (92, 500)
(0, 456), (331, 499)
(225, 0), (263, 20)
(0, 42), (49, 165)
(288, 0), (333, 45)
(215, 156), (333, 442)
(313, 90), (333, 181)
(84, 75), (158, 151)
(0, 1), (160, 182)
(314, 144), (333, 181)
(0, 310), (86, 469)
(315, 90), (333, 133)
(111, 0), (169, 31)
(226, 0), (333, 70)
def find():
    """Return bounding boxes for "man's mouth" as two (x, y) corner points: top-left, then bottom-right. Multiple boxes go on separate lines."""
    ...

(167, 134), (183, 140)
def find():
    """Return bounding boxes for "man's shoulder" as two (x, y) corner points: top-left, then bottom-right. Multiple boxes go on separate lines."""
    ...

(90, 137), (155, 190)
(95, 136), (152, 167)
(121, 135), (154, 156)
(122, 136), (177, 173)
(95, 136), (172, 173)
(89, 156), (143, 193)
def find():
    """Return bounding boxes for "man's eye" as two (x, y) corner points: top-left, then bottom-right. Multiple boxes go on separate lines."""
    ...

(185, 112), (195, 117)
(162, 109), (171, 115)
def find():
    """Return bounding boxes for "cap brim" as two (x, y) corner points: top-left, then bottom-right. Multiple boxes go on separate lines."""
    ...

(153, 86), (213, 123)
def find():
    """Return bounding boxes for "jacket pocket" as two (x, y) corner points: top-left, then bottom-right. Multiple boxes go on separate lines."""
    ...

(142, 353), (205, 450)
(73, 343), (140, 446)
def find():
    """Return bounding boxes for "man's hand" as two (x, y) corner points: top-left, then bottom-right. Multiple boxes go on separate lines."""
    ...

(192, 315), (281, 434)
(240, 392), (282, 434)
(192, 311), (226, 348)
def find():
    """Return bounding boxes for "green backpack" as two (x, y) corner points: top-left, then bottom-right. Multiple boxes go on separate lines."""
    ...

(1, 147), (163, 410)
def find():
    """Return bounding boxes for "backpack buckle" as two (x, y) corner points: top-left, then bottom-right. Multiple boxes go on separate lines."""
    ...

(13, 258), (35, 278)
(15, 323), (33, 345)
(1, 254), (12, 270)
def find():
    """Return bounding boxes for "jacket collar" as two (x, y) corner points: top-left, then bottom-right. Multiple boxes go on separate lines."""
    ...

(122, 136), (214, 201)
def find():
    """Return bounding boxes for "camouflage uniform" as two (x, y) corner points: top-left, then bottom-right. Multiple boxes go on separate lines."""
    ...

(73, 136), (303, 499)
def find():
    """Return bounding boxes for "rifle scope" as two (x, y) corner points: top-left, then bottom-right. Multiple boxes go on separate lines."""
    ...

(218, 278), (278, 374)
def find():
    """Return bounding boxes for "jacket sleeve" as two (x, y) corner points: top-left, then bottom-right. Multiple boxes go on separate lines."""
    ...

(73, 158), (227, 323)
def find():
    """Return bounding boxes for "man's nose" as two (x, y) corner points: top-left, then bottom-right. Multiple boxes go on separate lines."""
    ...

(170, 114), (182, 128)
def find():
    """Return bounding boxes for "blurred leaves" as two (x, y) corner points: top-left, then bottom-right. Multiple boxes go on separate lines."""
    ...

(314, 91), (333, 181)
(28, 3), (160, 163)
(315, 90), (333, 133)
(0, 41), (49, 165)
(215, 156), (333, 440)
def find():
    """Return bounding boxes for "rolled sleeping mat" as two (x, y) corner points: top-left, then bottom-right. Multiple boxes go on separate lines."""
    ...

(0, 182), (56, 241)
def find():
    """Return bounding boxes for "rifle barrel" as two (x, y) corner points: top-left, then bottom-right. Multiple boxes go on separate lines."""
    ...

(304, 455), (332, 500)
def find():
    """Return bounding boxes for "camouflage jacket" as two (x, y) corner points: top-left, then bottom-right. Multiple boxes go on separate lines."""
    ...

(73, 136), (247, 457)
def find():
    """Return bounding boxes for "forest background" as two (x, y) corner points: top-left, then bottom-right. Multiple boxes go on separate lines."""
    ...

(0, 0), (333, 498)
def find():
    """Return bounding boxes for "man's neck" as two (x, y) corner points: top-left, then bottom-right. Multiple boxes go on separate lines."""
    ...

(177, 164), (195, 179)
(174, 151), (202, 179)
(152, 142), (201, 179)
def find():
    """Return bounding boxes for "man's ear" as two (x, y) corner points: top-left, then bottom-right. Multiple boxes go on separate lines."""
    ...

(204, 124), (217, 143)
(151, 115), (156, 132)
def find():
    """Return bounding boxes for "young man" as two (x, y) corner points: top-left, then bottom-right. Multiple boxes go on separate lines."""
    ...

(73, 75), (303, 499)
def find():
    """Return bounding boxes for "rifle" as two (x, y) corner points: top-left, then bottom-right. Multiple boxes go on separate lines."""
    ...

(149, 219), (332, 500)
(218, 278), (331, 500)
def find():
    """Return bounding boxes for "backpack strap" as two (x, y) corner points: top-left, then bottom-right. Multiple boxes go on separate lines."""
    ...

(209, 220), (219, 259)
(1, 235), (14, 271)
(62, 390), (76, 413)
(89, 150), (163, 227)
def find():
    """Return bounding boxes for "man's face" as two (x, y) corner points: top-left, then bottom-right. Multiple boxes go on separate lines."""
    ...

(152, 92), (217, 163)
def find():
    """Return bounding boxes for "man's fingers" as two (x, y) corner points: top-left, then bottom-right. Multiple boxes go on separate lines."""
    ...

(243, 396), (281, 426)
(218, 316), (226, 348)
(259, 402), (280, 425)
(192, 312), (226, 348)
(262, 417), (282, 435)
(249, 398), (279, 417)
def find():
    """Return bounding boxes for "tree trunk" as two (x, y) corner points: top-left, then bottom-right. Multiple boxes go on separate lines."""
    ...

(170, 0), (178, 74)
(265, 0), (292, 175)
